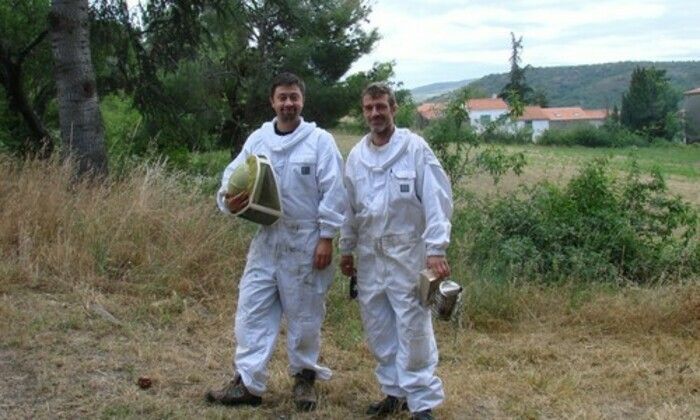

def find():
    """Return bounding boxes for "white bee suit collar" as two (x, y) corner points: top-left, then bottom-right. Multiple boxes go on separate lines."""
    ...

(263, 118), (317, 153)
(358, 128), (410, 173)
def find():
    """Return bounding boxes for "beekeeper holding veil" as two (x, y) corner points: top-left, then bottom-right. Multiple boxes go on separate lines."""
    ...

(206, 72), (345, 412)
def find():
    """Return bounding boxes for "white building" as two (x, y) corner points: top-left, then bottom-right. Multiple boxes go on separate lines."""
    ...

(516, 106), (608, 141)
(465, 97), (509, 132)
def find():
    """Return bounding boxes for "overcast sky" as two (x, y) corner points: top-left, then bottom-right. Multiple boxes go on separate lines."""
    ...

(349, 0), (700, 88)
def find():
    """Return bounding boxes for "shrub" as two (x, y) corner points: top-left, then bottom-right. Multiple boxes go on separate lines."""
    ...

(424, 87), (525, 183)
(538, 123), (648, 147)
(480, 122), (533, 145)
(454, 158), (698, 284)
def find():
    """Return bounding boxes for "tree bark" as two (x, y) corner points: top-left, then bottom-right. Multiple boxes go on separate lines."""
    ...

(49, 0), (108, 177)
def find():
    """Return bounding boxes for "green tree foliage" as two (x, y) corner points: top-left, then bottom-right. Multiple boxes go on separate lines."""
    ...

(90, 0), (380, 157)
(0, 0), (55, 156)
(393, 90), (417, 129)
(620, 66), (681, 140)
(1, 1), (381, 160)
(498, 32), (532, 116)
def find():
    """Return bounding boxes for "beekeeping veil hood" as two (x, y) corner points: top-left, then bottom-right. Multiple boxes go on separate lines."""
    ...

(227, 154), (283, 225)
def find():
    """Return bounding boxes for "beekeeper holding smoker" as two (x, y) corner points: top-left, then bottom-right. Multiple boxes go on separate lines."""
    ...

(340, 82), (453, 420)
(206, 72), (345, 412)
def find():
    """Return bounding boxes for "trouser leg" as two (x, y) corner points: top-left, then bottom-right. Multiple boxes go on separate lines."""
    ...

(383, 240), (444, 412)
(233, 236), (282, 396)
(357, 247), (403, 397)
(278, 263), (333, 380)
(388, 287), (443, 412)
(277, 225), (333, 380)
(358, 285), (404, 398)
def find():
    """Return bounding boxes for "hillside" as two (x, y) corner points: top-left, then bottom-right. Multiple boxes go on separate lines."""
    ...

(410, 79), (474, 102)
(422, 61), (700, 108)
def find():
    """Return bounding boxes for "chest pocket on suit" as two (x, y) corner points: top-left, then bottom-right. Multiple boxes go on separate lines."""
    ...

(289, 154), (317, 190)
(390, 169), (419, 204)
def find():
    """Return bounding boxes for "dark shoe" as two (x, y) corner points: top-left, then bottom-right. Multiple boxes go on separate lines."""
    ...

(366, 395), (408, 417)
(293, 369), (317, 411)
(205, 374), (262, 406)
(411, 409), (434, 420)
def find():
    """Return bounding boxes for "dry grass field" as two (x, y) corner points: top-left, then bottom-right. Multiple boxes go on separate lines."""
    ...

(1, 150), (698, 419)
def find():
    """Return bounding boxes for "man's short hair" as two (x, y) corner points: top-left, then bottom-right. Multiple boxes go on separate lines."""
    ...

(362, 82), (396, 107)
(270, 72), (305, 98)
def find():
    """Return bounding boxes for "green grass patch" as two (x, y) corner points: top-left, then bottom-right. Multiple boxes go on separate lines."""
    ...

(510, 143), (700, 179)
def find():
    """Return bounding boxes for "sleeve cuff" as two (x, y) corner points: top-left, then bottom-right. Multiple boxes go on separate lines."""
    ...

(338, 237), (356, 255)
(426, 244), (447, 257)
(216, 189), (234, 215)
(319, 224), (338, 239)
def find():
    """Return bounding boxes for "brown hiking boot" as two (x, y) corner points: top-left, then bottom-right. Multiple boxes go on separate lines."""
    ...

(366, 395), (408, 417)
(205, 374), (262, 406)
(292, 369), (317, 411)
(411, 409), (434, 420)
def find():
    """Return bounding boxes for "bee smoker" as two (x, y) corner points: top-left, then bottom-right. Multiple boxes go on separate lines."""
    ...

(419, 269), (463, 320)
(431, 280), (463, 321)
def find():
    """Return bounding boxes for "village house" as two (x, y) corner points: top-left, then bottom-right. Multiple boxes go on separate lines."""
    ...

(416, 96), (609, 142)
(465, 97), (509, 131)
(516, 106), (608, 140)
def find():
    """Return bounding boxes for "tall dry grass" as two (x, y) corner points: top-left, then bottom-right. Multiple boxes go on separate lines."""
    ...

(0, 156), (251, 299)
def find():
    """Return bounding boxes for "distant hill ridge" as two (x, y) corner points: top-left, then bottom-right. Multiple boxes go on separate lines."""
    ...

(413, 61), (700, 108)
(410, 79), (474, 102)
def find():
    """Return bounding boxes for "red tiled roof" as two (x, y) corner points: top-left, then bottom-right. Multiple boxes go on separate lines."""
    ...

(466, 98), (509, 111)
(417, 102), (446, 120)
(518, 106), (549, 121)
(684, 87), (700, 95)
(518, 106), (607, 121)
(542, 107), (607, 121)
(583, 109), (609, 119)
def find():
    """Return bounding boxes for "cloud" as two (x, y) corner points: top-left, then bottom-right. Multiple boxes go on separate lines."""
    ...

(349, 0), (699, 87)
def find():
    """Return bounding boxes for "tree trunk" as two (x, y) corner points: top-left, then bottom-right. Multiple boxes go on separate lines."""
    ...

(49, 0), (108, 178)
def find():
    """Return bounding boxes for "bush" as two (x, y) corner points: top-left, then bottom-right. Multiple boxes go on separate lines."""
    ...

(424, 87), (525, 183)
(454, 158), (698, 284)
(101, 93), (144, 158)
(480, 123), (533, 145)
(538, 123), (648, 147)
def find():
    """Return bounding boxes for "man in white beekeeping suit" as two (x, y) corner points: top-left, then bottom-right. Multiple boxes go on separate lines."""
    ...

(206, 72), (346, 411)
(339, 83), (453, 420)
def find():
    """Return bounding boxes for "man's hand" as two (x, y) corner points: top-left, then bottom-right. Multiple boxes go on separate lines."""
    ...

(225, 191), (249, 213)
(340, 254), (355, 276)
(314, 238), (333, 269)
(427, 255), (450, 279)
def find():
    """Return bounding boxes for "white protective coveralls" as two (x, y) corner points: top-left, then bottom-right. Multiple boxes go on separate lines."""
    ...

(340, 128), (453, 412)
(217, 118), (346, 396)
